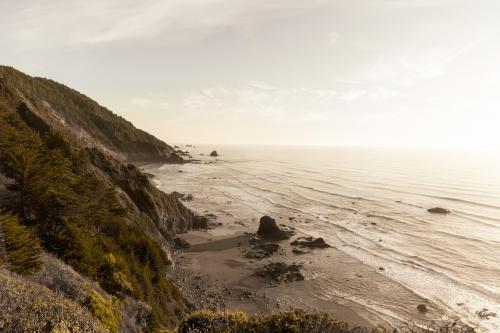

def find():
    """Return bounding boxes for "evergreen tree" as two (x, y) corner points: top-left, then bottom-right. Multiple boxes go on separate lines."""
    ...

(0, 212), (42, 275)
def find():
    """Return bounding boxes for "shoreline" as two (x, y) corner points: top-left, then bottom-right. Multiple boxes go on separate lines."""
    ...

(145, 149), (499, 333)
(171, 229), (376, 329)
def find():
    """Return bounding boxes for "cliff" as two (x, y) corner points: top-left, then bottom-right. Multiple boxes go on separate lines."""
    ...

(0, 66), (198, 331)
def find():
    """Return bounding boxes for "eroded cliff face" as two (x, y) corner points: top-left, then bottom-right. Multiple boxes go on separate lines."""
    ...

(87, 148), (197, 244)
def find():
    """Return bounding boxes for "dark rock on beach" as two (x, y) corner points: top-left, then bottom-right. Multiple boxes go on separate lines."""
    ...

(417, 304), (428, 313)
(171, 191), (185, 199)
(181, 194), (193, 202)
(192, 216), (208, 229)
(210, 150), (219, 157)
(257, 216), (294, 241)
(174, 237), (190, 249)
(291, 236), (330, 249)
(254, 262), (304, 283)
(243, 237), (280, 259)
(427, 207), (451, 214)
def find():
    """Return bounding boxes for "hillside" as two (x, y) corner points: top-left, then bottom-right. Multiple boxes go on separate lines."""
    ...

(0, 66), (199, 331)
(0, 66), (181, 163)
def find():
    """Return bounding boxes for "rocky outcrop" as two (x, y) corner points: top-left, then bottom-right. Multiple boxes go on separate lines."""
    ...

(174, 238), (191, 249)
(256, 216), (294, 240)
(192, 215), (208, 229)
(291, 236), (331, 249)
(210, 150), (219, 157)
(87, 148), (196, 244)
(243, 237), (280, 259)
(427, 207), (451, 214)
(254, 262), (304, 283)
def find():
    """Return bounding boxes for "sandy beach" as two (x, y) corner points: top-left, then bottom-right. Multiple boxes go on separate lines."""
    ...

(171, 228), (376, 329)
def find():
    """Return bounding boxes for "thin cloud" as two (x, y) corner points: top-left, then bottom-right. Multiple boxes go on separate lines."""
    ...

(3, 0), (333, 49)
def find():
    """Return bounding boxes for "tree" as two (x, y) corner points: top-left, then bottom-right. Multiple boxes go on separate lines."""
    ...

(0, 212), (42, 275)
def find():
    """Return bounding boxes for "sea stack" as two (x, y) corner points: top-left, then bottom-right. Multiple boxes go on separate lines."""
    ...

(257, 216), (290, 240)
(210, 150), (219, 157)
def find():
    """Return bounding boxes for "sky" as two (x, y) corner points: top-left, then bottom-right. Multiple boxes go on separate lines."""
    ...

(1, 0), (500, 148)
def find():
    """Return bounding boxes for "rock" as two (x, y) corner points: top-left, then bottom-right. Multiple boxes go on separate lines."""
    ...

(210, 150), (219, 157)
(427, 207), (450, 214)
(181, 194), (193, 202)
(171, 191), (185, 199)
(290, 236), (330, 249)
(292, 249), (307, 255)
(417, 304), (428, 313)
(476, 308), (496, 319)
(257, 216), (293, 240)
(243, 238), (280, 259)
(192, 216), (208, 229)
(254, 262), (304, 282)
(174, 237), (190, 249)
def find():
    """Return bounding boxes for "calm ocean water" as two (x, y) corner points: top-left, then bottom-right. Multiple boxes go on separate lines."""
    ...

(148, 145), (500, 331)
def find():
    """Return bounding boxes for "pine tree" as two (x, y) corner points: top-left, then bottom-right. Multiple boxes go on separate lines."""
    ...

(0, 212), (42, 275)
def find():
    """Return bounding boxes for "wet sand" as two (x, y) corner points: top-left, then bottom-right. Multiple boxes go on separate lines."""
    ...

(172, 229), (375, 329)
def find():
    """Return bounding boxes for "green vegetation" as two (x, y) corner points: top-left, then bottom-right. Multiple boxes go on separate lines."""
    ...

(0, 212), (42, 275)
(0, 97), (183, 325)
(177, 310), (475, 333)
(178, 310), (350, 333)
(86, 290), (121, 333)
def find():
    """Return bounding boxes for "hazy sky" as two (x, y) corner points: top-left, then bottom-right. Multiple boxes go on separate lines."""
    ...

(1, 0), (499, 148)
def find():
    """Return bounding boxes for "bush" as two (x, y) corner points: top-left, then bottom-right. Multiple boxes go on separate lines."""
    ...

(177, 310), (477, 333)
(178, 310), (351, 333)
(86, 291), (121, 333)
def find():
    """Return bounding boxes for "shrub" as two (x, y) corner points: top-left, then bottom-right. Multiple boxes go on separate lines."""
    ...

(98, 253), (134, 296)
(178, 310), (351, 333)
(176, 310), (476, 333)
(85, 290), (121, 333)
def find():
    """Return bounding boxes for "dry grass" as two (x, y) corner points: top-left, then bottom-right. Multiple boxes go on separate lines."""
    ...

(31, 254), (94, 304)
(0, 269), (105, 333)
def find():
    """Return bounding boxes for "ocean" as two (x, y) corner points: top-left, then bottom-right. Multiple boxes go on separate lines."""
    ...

(147, 145), (500, 332)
